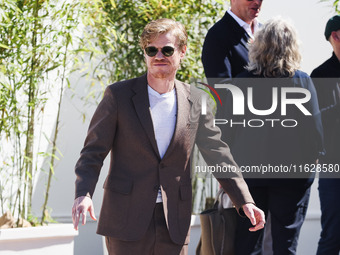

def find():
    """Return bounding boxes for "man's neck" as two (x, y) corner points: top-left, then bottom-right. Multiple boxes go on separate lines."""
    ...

(334, 48), (340, 62)
(229, 9), (253, 25)
(147, 72), (175, 94)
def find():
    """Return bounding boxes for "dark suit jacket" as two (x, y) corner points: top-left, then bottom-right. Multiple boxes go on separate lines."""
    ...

(202, 11), (250, 80)
(74, 74), (254, 245)
(311, 52), (340, 164)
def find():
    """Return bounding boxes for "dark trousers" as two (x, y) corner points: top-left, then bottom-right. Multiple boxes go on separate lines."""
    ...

(105, 203), (188, 255)
(316, 178), (340, 255)
(235, 185), (311, 255)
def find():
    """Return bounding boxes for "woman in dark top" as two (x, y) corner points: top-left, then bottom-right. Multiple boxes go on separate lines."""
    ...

(216, 18), (324, 255)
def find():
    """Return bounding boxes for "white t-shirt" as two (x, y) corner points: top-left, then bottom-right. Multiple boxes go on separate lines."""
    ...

(148, 85), (177, 202)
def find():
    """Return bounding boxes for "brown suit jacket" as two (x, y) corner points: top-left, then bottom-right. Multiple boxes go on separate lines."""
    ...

(74, 74), (254, 245)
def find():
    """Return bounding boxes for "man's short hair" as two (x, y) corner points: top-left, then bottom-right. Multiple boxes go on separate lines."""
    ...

(324, 15), (340, 41)
(139, 18), (187, 50)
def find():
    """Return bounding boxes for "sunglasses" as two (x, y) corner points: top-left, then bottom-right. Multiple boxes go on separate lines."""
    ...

(144, 46), (175, 57)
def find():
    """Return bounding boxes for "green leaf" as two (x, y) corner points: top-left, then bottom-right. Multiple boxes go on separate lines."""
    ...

(0, 43), (10, 49)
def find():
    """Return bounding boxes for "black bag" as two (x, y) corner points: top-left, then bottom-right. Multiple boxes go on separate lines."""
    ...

(196, 189), (238, 255)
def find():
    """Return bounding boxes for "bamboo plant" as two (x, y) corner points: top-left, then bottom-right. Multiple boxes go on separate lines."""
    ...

(0, 0), (227, 226)
(0, 0), (83, 226)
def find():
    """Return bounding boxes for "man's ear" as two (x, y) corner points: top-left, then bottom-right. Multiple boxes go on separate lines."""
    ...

(180, 45), (187, 58)
(331, 31), (340, 42)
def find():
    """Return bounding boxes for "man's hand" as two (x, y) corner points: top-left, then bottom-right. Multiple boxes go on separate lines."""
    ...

(72, 196), (97, 230)
(242, 203), (266, 232)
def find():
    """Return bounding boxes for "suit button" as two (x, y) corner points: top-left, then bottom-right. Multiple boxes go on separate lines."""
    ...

(153, 185), (159, 192)
(160, 163), (165, 168)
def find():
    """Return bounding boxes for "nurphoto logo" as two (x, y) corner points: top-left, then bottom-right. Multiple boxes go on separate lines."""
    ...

(197, 79), (313, 128)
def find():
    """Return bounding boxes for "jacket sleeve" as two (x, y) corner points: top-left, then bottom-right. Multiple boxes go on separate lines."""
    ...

(303, 76), (325, 159)
(192, 92), (254, 212)
(74, 87), (117, 199)
(202, 29), (232, 80)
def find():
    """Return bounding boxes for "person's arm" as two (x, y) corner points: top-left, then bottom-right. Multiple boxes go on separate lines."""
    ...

(193, 91), (265, 231)
(303, 76), (326, 160)
(316, 80), (340, 118)
(215, 86), (237, 147)
(72, 86), (118, 229)
(202, 30), (232, 79)
(310, 69), (340, 119)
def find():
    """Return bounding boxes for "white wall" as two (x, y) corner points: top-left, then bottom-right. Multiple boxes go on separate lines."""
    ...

(260, 0), (335, 74)
(31, 1), (338, 254)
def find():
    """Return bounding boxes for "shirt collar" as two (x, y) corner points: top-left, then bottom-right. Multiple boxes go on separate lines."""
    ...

(227, 9), (260, 38)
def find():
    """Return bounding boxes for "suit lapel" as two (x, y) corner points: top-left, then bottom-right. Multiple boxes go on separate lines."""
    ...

(232, 22), (250, 50)
(162, 80), (191, 159)
(239, 32), (250, 50)
(224, 11), (250, 49)
(131, 75), (160, 159)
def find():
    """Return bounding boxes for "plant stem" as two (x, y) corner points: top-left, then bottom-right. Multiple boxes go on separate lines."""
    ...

(41, 39), (69, 224)
(23, 0), (40, 220)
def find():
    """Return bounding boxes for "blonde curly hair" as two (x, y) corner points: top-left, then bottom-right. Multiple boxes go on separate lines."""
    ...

(139, 18), (187, 50)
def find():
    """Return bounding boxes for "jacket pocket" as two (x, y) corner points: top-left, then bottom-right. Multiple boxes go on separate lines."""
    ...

(103, 176), (133, 195)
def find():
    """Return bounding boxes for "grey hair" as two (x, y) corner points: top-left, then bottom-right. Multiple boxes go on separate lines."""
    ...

(246, 17), (301, 77)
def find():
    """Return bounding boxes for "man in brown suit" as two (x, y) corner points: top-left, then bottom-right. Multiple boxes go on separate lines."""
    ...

(72, 18), (265, 255)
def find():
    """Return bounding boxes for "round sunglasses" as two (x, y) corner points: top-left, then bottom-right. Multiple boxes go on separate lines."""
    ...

(144, 46), (175, 57)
